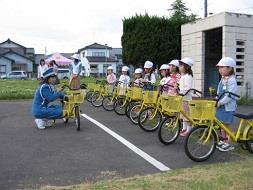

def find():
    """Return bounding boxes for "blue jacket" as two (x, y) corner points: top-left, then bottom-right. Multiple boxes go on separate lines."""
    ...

(32, 84), (64, 119)
(217, 76), (238, 112)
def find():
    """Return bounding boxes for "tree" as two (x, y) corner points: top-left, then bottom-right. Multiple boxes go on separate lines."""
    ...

(121, 0), (198, 67)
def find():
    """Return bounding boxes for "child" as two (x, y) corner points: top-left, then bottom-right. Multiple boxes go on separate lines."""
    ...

(143, 60), (156, 90)
(159, 64), (170, 94)
(215, 57), (237, 152)
(166, 59), (181, 95)
(119, 66), (130, 86)
(133, 68), (143, 87)
(69, 54), (82, 90)
(106, 66), (117, 85)
(178, 58), (194, 137)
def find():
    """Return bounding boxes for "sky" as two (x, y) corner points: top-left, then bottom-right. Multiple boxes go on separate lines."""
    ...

(0, 0), (252, 54)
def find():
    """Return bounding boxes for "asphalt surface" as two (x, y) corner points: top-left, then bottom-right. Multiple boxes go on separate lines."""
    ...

(0, 100), (251, 189)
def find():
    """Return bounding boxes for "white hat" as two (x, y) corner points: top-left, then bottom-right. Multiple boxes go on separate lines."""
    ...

(122, 66), (129, 72)
(159, 64), (169, 70)
(168, 59), (179, 67)
(107, 66), (113, 70)
(71, 54), (80, 60)
(216, 57), (236, 68)
(144, 60), (153, 69)
(180, 58), (194, 67)
(134, 68), (143, 74)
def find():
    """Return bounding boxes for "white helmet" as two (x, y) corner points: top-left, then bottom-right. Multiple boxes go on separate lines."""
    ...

(71, 53), (80, 60)
(134, 68), (143, 74)
(144, 60), (153, 69)
(168, 59), (179, 67)
(122, 66), (129, 72)
(216, 57), (236, 68)
(107, 66), (113, 70)
(180, 58), (194, 67)
(159, 64), (169, 70)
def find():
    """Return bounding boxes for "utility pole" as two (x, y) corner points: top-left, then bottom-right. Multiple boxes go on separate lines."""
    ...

(204, 0), (208, 18)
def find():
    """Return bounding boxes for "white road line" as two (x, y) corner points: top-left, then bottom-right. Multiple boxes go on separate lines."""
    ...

(81, 113), (171, 172)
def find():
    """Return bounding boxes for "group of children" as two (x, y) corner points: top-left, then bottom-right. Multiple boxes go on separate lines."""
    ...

(106, 57), (238, 152)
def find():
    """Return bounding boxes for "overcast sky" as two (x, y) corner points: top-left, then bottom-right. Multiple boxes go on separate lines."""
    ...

(0, 0), (252, 54)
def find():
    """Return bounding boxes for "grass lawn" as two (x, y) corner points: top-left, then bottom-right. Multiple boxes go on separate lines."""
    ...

(41, 153), (253, 190)
(0, 77), (97, 100)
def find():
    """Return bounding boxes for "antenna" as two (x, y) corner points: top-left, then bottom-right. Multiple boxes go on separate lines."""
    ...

(204, 0), (208, 17)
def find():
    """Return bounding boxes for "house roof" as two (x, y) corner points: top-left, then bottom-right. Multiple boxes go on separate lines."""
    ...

(0, 55), (15, 62)
(0, 38), (26, 49)
(86, 56), (117, 63)
(2, 50), (34, 62)
(78, 43), (112, 52)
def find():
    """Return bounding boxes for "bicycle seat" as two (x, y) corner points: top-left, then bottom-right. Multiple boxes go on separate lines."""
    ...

(234, 113), (253, 119)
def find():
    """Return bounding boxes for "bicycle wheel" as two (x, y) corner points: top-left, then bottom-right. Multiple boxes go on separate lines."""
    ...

(138, 107), (162, 132)
(102, 96), (114, 111)
(113, 98), (126, 115)
(129, 103), (142, 125)
(91, 92), (103, 107)
(86, 91), (93, 102)
(75, 106), (80, 131)
(158, 115), (181, 145)
(184, 126), (217, 162)
(245, 127), (253, 153)
(125, 101), (136, 118)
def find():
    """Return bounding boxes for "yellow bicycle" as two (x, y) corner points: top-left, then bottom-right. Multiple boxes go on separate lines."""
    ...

(184, 91), (253, 162)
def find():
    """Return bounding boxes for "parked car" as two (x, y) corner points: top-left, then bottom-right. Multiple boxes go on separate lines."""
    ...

(0, 71), (28, 79)
(57, 69), (70, 80)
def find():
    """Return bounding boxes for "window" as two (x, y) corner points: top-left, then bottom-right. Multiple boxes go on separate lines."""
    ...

(236, 41), (245, 46)
(0, 65), (6, 74)
(236, 61), (244, 66)
(236, 48), (245, 52)
(236, 55), (244, 59)
(92, 52), (105, 57)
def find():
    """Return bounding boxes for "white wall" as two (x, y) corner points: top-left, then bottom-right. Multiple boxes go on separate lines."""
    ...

(182, 12), (253, 98)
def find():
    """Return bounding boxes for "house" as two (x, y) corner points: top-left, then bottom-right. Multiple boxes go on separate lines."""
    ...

(78, 43), (121, 77)
(0, 39), (35, 77)
(181, 12), (253, 98)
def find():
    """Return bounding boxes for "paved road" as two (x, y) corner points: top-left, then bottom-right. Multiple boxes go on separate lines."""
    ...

(0, 100), (250, 189)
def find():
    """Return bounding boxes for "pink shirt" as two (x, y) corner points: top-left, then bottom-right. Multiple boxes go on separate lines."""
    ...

(107, 73), (117, 84)
(163, 73), (181, 96)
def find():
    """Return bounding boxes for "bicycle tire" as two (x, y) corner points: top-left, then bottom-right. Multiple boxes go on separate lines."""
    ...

(184, 126), (217, 162)
(102, 96), (114, 111)
(75, 106), (80, 131)
(113, 98), (126, 115)
(91, 92), (103, 107)
(158, 115), (181, 145)
(138, 107), (162, 132)
(125, 101), (136, 118)
(129, 103), (142, 125)
(86, 91), (93, 102)
(245, 127), (253, 153)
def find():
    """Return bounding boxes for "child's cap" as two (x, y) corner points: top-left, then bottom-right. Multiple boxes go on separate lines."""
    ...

(107, 66), (113, 70)
(180, 58), (194, 67)
(122, 66), (129, 72)
(144, 61), (153, 68)
(134, 68), (143, 74)
(168, 59), (179, 67)
(159, 64), (169, 70)
(216, 57), (236, 68)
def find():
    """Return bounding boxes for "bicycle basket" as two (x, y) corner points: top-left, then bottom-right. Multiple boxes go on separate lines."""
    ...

(160, 95), (183, 113)
(189, 100), (216, 121)
(68, 90), (85, 104)
(142, 91), (159, 104)
(131, 87), (143, 100)
(87, 83), (96, 91)
(117, 85), (127, 96)
(105, 85), (114, 95)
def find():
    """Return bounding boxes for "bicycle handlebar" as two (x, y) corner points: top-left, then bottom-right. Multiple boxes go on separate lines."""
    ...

(179, 88), (202, 97)
(216, 91), (240, 102)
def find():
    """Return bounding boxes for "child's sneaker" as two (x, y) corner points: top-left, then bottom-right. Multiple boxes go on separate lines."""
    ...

(45, 120), (53, 127)
(180, 129), (187, 134)
(180, 131), (189, 137)
(216, 141), (234, 152)
(35, 119), (45, 129)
